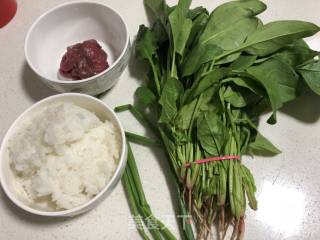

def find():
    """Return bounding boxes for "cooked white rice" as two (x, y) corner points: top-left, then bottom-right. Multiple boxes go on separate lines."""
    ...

(8, 102), (121, 210)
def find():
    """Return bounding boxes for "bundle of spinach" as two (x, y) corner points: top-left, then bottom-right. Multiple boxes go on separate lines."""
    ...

(118, 0), (320, 239)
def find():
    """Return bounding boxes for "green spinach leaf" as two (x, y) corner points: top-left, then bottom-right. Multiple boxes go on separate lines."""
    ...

(199, 17), (259, 50)
(244, 20), (320, 56)
(298, 60), (320, 95)
(222, 77), (264, 96)
(174, 97), (200, 130)
(247, 59), (299, 122)
(248, 132), (281, 156)
(223, 86), (247, 108)
(169, 0), (193, 55)
(188, 67), (227, 101)
(215, 52), (242, 65)
(182, 44), (222, 76)
(159, 78), (184, 123)
(187, 6), (208, 20)
(273, 41), (317, 67)
(197, 111), (225, 157)
(135, 86), (157, 106)
(206, 0), (266, 30)
(135, 25), (158, 62)
(230, 55), (257, 71)
(144, 0), (169, 22)
(186, 11), (209, 48)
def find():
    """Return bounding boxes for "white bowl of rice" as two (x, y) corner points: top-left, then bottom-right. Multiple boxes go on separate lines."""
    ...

(0, 93), (127, 217)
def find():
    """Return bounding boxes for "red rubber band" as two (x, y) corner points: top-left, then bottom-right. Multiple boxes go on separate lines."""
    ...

(184, 155), (240, 168)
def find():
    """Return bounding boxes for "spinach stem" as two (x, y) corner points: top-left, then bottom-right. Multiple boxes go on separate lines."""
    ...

(171, 53), (176, 78)
(150, 60), (161, 95)
(122, 171), (151, 240)
(124, 142), (178, 240)
(125, 132), (161, 147)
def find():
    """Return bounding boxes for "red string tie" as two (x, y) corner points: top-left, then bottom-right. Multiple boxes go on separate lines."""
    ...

(184, 155), (240, 168)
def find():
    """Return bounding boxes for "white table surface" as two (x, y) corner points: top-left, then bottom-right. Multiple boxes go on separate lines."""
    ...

(1, 0), (320, 239)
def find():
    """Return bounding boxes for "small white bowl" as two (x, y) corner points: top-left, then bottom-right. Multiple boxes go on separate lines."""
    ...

(25, 1), (130, 96)
(0, 93), (127, 217)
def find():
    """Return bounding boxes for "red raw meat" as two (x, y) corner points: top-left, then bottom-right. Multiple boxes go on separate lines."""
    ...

(59, 39), (109, 80)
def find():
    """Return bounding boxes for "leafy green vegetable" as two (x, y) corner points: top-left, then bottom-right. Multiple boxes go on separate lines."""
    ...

(273, 40), (317, 67)
(175, 97), (199, 130)
(248, 132), (281, 155)
(187, 6), (207, 20)
(247, 59), (299, 121)
(223, 86), (247, 108)
(159, 77), (184, 123)
(144, 0), (168, 21)
(244, 20), (320, 56)
(210, 0), (266, 29)
(186, 10), (209, 48)
(215, 52), (242, 65)
(169, 0), (193, 55)
(230, 55), (257, 71)
(187, 67), (226, 101)
(121, 1), (320, 240)
(201, 0), (265, 35)
(182, 44), (222, 76)
(135, 25), (158, 62)
(222, 77), (263, 95)
(197, 111), (225, 156)
(298, 60), (320, 95)
(135, 25), (161, 93)
(200, 17), (259, 50)
(135, 86), (157, 106)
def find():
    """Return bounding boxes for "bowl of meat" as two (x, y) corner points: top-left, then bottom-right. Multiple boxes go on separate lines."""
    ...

(25, 1), (130, 96)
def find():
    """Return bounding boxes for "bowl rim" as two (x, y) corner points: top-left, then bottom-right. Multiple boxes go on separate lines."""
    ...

(0, 93), (127, 216)
(24, 0), (130, 84)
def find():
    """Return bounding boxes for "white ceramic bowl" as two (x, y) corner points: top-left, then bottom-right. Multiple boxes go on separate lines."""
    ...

(0, 93), (127, 217)
(25, 1), (130, 96)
